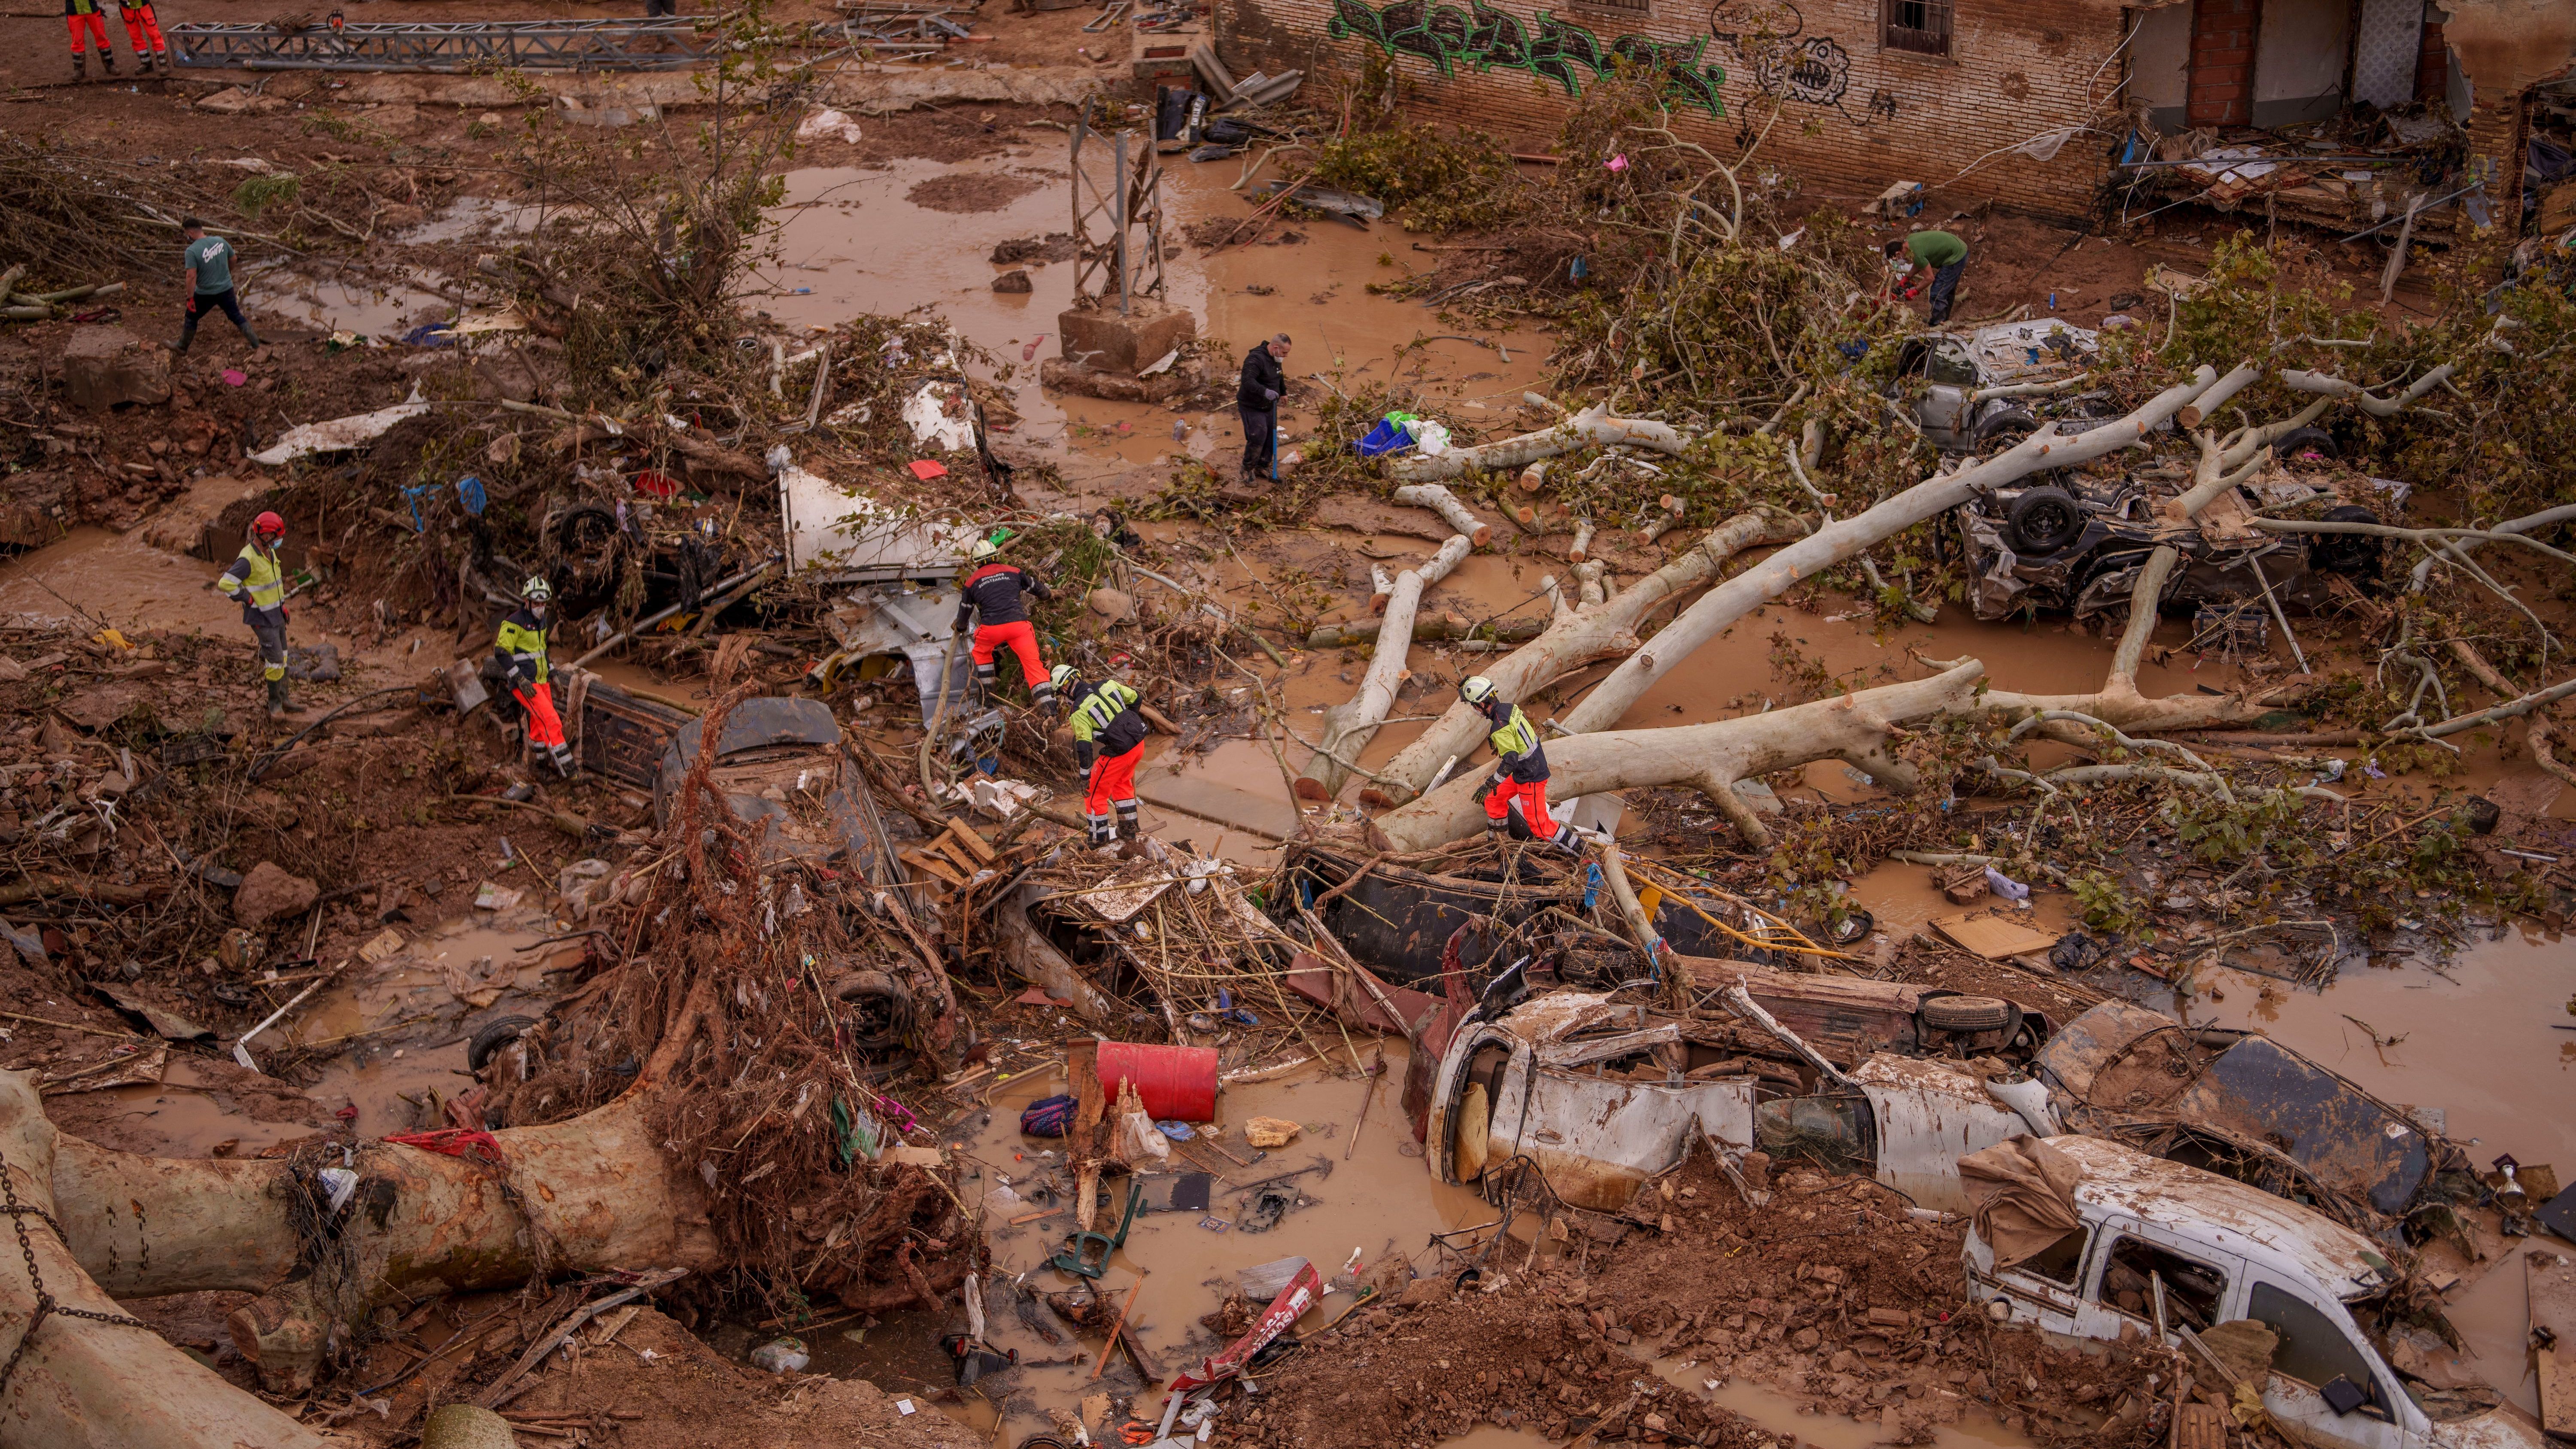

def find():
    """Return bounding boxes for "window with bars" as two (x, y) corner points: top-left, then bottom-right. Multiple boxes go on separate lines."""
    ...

(1571, 0), (1649, 14)
(1883, 0), (1952, 57)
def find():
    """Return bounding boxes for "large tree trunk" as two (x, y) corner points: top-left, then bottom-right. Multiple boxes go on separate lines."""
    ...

(1549, 366), (2237, 737)
(1368, 660), (1985, 851)
(1297, 533), (1470, 799)
(0, 1070), (329, 1449)
(1359, 509), (1808, 808)
(1388, 404), (1691, 483)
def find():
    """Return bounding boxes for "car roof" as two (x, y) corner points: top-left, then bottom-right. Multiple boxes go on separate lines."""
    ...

(668, 696), (841, 769)
(2044, 1135), (2389, 1300)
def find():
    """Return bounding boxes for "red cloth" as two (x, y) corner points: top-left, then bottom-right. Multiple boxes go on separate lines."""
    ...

(1483, 775), (1558, 839)
(515, 680), (566, 747)
(383, 1128), (504, 1163)
(65, 11), (106, 50)
(970, 617), (1046, 688)
(1086, 740), (1143, 815)
(117, 1), (163, 51)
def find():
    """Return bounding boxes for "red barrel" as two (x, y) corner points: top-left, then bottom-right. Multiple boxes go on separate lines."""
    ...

(1095, 1041), (1219, 1122)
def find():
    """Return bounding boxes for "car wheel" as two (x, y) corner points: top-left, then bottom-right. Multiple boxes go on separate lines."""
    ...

(831, 969), (916, 1052)
(2005, 486), (2085, 555)
(1974, 410), (2039, 453)
(1825, 908), (1874, 946)
(2275, 426), (2336, 460)
(2310, 503), (2382, 579)
(467, 1014), (541, 1073)
(1920, 994), (2014, 1033)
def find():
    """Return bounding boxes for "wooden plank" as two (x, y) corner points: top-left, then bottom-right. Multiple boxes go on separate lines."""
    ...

(2171, 1401), (2227, 1449)
(899, 849), (968, 888)
(941, 817), (997, 863)
(2530, 1246), (2576, 1441)
(1930, 912), (2062, 961)
(933, 835), (983, 878)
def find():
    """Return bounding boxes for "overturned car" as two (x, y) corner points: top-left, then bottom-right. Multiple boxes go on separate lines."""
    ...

(1892, 319), (2125, 454)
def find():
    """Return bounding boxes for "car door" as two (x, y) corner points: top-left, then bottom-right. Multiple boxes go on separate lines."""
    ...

(1978, 1218), (2097, 1337)
(2240, 1280), (2420, 1449)
(1915, 339), (1978, 448)
(2074, 1223), (2242, 1349)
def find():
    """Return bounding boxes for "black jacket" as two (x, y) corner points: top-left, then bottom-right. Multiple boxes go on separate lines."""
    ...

(1237, 345), (1285, 411)
(954, 562), (1050, 631)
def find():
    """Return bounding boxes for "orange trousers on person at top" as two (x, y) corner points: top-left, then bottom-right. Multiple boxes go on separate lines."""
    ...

(119, 1), (168, 55)
(66, 11), (108, 53)
(514, 681), (567, 749)
(971, 617), (1047, 689)
(1482, 775), (1561, 839)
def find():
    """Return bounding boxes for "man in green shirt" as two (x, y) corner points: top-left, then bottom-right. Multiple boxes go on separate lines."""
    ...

(173, 219), (262, 355)
(1886, 230), (1969, 327)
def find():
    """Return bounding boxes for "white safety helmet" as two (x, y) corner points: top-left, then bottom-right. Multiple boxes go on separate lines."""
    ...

(1459, 676), (1497, 705)
(969, 537), (1000, 563)
(522, 577), (553, 603)
(1050, 663), (1080, 694)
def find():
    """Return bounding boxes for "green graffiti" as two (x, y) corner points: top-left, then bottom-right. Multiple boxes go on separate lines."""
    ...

(1326, 0), (1728, 115)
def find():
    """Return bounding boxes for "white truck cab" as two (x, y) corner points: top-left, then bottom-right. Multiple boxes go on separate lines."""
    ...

(1965, 1136), (2542, 1449)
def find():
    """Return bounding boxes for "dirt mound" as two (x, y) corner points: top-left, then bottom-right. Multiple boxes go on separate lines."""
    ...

(908, 173), (1042, 214)
(990, 232), (1079, 264)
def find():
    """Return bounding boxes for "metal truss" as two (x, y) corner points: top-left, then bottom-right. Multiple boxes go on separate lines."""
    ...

(170, 18), (705, 73)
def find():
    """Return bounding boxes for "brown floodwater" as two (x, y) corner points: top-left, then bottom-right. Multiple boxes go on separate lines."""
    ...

(0, 525), (242, 635)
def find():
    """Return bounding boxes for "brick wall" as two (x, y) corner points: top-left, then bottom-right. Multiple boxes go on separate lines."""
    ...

(2184, 0), (2258, 126)
(1221, 0), (2131, 221)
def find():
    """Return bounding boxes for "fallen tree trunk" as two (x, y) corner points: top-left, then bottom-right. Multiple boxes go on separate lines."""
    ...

(0, 1069), (329, 1449)
(1549, 366), (2236, 738)
(1390, 486), (1492, 547)
(1388, 403), (1691, 483)
(1368, 660), (1985, 851)
(1305, 613), (1546, 650)
(1361, 509), (1809, 808)
(1298, 533), (1470, 800)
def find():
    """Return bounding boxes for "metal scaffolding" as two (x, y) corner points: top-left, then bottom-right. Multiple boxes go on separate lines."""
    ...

(1068, 102), (1166, 316)
(170, 18), (706, 73)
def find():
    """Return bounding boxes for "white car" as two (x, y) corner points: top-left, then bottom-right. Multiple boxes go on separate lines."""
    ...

(1966, 1136), (2544, 1449)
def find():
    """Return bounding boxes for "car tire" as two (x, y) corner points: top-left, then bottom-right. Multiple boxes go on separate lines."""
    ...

(831, 969), (916, 1052)
(467, 1014), (541, 1072)
(1974, 410), (2039, 453)
(2275, 426), (2336, 459)
(1825, 908), (1875, 946)
(2005, 486), (2084, 555)
(1920, 994), (2014, 1033)
(2310, 503), (2382, 579)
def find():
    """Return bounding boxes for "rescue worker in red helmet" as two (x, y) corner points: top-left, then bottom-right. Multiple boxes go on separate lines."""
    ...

(216, 511), (303, 718)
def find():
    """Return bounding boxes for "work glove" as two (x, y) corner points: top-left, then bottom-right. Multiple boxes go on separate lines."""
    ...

(1076, 740), (1096, 774)
(1262, 388), (1279, 402)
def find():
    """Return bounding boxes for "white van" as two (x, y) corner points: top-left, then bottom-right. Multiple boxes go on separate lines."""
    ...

(1965, 1136), (2543, 1449)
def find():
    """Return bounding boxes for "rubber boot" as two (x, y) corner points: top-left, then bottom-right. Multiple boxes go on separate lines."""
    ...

(151, 49), (169, 74)
(266, 678), (305, 719)
(1115, 802), (1139, 841)
(71, 51), (88, 81)
(1485, 819), (1507, 845)
(237, 319), (263, 348)
(548, 744), (576, 779)
(1086, 813), (1115, 850)
(99, 49), (117, 76)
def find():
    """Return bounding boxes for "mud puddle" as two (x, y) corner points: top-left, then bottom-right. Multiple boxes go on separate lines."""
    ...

(0, 525), (240, 635)
(2187, 930), (2575, 1416)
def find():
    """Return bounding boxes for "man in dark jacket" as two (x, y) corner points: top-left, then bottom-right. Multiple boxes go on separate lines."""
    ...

(1236, 333), (1290, 483)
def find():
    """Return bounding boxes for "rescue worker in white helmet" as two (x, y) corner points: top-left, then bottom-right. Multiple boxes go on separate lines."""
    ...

(1056, 662), (1149, 847)
(954, 536), (1058, 717)
(1460, 675), (1577, 854)
(493, 577), (574, 778)
(215, 510), (304, 719)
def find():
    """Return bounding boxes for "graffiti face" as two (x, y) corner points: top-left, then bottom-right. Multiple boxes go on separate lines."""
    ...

(1752, 34), (1847, 104)
(1326, 0), (1730, 116)
(1706, 0), (1800, 52)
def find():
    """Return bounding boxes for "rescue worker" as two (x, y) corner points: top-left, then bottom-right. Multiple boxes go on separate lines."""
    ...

(66, 0), (116, 79)
(1460, 675), (1578, 854)
(494, 577), (575, 778)
(216, 511), (301, 718)
(954, 537), (1058, 716)
(114, 0), (168, 73)
(1058, 663), (1148, 848)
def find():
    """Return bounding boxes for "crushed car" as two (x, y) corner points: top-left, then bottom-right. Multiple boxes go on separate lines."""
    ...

(1964, 1135), (2539, 1449)
(654, 695), (903, 884)
(1946, 446), (2390, 622)
(1891, 319), (2123, 454)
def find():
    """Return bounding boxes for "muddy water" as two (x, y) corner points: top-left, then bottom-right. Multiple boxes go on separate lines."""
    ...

(2187, 932), (2576, 1416)
(0, 527), (240, 635)
(753, 152), (1549, 491)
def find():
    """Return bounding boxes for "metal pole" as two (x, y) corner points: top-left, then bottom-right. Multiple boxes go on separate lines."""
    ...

(1113, 130), (1130, 317)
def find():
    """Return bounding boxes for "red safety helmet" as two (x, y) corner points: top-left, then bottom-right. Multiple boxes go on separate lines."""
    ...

(252, 511), (287, 543)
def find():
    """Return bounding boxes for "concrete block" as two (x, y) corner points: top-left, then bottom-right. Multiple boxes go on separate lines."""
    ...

(61, 327), (172, 412)
(1055, 300), (1196, 377)
(1038, 356), (1196, 403)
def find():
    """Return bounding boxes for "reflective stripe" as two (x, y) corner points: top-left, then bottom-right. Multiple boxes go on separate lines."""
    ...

(1487, 704), (1540, 759)
(227, 544), (285, 610)
(495, 616), (550, 683)
(1070, 679), (1139, 741)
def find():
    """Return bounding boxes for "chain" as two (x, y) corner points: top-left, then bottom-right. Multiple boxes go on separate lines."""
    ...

(0, 1144), (150, 1397)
